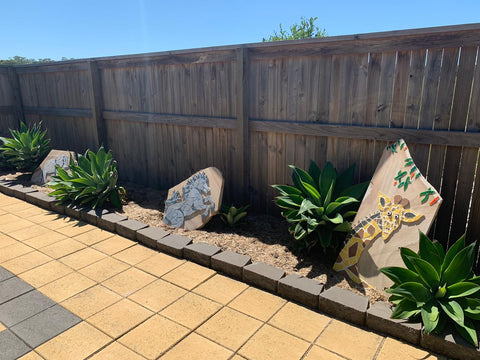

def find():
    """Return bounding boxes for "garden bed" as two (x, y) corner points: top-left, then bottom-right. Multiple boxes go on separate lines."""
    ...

(0, 171), (387, 303)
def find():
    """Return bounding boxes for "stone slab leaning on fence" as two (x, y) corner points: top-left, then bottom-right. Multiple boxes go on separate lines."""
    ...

(31, 150), (76, 185)
(163, 167), (224, 230)
(333, 139), (442, 291)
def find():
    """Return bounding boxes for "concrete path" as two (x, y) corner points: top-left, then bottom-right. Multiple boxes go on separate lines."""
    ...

(0, 193), (445, 359)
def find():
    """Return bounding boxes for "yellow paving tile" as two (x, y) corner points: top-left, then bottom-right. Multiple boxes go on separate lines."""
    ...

(268, 302), (331, 342)
(0, 233), (17, 248)
(22, 230), (67, 249)
(17, 351), (44, 360)
(128, 279), (187, 312)
(112, 244), (157, 265)
(160, 333), (232, 360)
(41, 216), (79, 230)
(55, 222), (97, 237)
(12, 206), (49, 218)
(196, 307), (262, 351)
(9, 224), (51, 241)
(102, 267), (156, 297)
(1, 251), (52, 274)
(1, 202), (36, 213)
(40, 238), (86, 259)
(73, 227), (115, 246)
(78, 257), (130, 282)
(193, 274), (249, 304)
(239, 324), (310, 360)
(59, 247), (106, 270)
(0, 242), (34, 263)
(92, 235), (136, 255)
(61, 285), (122, 319)
(0, 209), (6, 216)
(161, 261), (216, 290)
(160, 292), (221, 329)
(315, 320), (383, 360)
(303, 346), (345, 360)
(28, 212), (65, 225)
(118, 315), (189, 359)
(89, 342), (146, 360)
(376, 337), (444, 360)
(135, 252), (185, 277)
(87, 299), (153, 338)
(228, 287), (286, 322)
(38, 272), (96, 302)
(36, 322), (112, 360)
(19, 260), (73, 287)
(1, 219), (35, 233)
(0, 213), (24, 225)
(0, 321), (5, 332)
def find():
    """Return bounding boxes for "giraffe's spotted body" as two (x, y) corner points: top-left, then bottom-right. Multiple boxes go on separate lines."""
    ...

(333, 192), (423, 283)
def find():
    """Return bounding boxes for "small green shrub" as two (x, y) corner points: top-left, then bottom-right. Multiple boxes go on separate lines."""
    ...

(272, 161), (369, 253)
(380, 232), (480, 346)
(47, 146), (126, 209)
(220, 204), (250, 227)
(0, 122), (50, 171)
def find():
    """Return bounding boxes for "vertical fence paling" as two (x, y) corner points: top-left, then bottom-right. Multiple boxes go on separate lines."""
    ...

(1, 25), (480, 264)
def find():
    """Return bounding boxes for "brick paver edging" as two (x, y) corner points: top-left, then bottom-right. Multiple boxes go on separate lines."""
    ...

(0, 180), (478, 360)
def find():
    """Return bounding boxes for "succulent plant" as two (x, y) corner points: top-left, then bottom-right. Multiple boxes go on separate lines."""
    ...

(47, 146), (126, 209)
(380, 231), (480, 346)
(220, 204), (250, 227)
(0, 122), (50, 171)
(272, 161), (369, 253)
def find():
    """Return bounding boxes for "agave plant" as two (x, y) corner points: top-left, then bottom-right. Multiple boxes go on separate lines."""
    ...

(220, 204), (250, 227)
(272, 161), (369, 252)
(47, 146), (126, 209)
(380, 232), (480, 346)
(0, 122), (50, 171)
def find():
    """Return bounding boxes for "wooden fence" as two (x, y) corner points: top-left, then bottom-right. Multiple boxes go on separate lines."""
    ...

(1, 23), (480, 257)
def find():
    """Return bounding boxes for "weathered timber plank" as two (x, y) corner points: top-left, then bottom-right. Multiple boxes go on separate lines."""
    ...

(7, 67), (24, 127)
(249, 120), (480, 147)
(102, 110), (236, 129)
(23, 106), (92, 117)
(436, 46), (478, 247)
(87, 61), (105, 149)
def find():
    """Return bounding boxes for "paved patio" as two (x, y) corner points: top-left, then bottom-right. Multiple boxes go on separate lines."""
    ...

(0, 193), (445, 360)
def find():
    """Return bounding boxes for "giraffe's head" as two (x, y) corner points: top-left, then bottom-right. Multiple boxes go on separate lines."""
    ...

(377, 192), (423, 240)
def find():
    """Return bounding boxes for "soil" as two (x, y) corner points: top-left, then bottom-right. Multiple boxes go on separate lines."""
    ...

(1, 171), (388, 303)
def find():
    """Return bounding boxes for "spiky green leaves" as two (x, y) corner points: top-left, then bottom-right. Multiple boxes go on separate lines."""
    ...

(272, 160), (369, 252)
(0, 122), (50, 171)
(47, 146), (126, 209)
(220, 204), (250, 227)
(380, 231), (480, 346)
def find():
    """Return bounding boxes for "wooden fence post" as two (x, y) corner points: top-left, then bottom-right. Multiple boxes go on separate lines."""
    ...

(235, 47), (249, 202)
(7, 66), (24, 128)
(87, 60), (108, 150)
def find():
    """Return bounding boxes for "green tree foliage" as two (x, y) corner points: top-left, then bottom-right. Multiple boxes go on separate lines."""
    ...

(0, 56), (73, 65)
(263, 17), (326, 42)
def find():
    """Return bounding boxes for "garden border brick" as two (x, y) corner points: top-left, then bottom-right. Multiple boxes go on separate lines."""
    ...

(278, 274), (324, 308)
(96, 212), (127, 232)
(115, 219), (148, 240)
(24, 191), (56, 210)
(136, 226), (170, 249)
(0, 181), (476, 360)
(318, 286), (369, 326)
(156, 234), (192, 257)
(366, 301), (421, 344)
(242, 262), (285, 293)
(80, 208), (110, 226)
(211, 250), (251, 279)
(183, 242), (221, 267)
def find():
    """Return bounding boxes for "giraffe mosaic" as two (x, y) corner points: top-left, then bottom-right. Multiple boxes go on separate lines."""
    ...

(333, 192), (423, 283)
(333, 139), (442, 290)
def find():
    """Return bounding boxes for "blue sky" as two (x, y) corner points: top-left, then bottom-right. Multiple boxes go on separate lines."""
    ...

(1, 0), (479, 61)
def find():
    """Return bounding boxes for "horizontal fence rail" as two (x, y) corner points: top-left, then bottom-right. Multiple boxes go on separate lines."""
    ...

(1, 23), (480, 268)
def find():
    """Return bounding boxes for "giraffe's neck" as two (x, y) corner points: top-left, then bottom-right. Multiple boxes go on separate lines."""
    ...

(347, 212), (382, 242)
